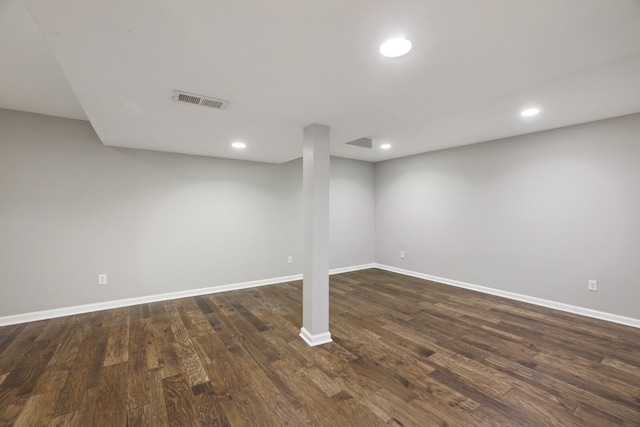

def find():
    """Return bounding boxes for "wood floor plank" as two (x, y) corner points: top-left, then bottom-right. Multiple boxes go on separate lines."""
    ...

(264, 393), (319, 426)
(147, 369), (169, 427)
(12, 390), (57, 427)
(35, 317), (66, 342)
(144, 318), (159, 370)
(0, 387), (28, 426)
(161, 373), (199, 427)
(151, 316), (181, 380)
(573, 402), (627, 427)
(71, 387), (99, 427)
(178, 305), (214, 337)
(54, 365), (92, 417)
(94, 362), (128, 426)
(190, 332), (226, 366)
(367, 387), (441, 426)
(228, 382), (281, 426)
(0, 324), (26, 357)
(33, 365), (69, 394)
(127, 404), (150, 427)
(533, 351), (640, 411)
(47, 322), (85, 368)
(103, 323), (130, 366)
(1, 268), (639, 426)
(48, 412), (75, 427)
(84, 340), (108, 390)
(601, 356), (640, 378)
(128, 306), (147, 355)
(1, 339), (57, 396)
(484, 353), (640, 423)
(165, 303), (209, 387)
(191, 381), (228, 427)
(127, 350), (151, 410)
(501, 385), (584, 426)
(0, 321), (48, 374)
(204, 348), (250, 396)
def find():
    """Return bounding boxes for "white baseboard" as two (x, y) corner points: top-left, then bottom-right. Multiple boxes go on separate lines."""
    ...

(9, 262), (634, 330)
(0, 263), (375, 327)
(375, 263), (640, 329)
(0, 273), (304, 327)
(299, 327), (333, 347)
(329, 263), (376, 275)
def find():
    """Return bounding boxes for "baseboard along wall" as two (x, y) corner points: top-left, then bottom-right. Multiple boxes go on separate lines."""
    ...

(1, 262), (638, 329)
(374, 264), (640, 329)
(0, 264), (375, 326)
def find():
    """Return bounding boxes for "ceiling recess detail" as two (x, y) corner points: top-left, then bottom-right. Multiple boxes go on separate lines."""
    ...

(173, 90), (229, 110)
(346, 137), (373, 149)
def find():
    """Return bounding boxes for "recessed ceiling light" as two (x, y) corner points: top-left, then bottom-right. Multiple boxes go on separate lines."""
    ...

(380, 38), (412, 58)
(231, 142), (246, 149)
(521, 108), (541, 117)
(380, 143), (392, 150)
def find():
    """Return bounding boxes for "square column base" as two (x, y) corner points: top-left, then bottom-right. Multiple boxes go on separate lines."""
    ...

(299, 327), (332, 347)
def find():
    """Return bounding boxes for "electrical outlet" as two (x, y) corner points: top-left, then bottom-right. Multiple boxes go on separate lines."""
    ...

(400, 251), (405, 259)
(98, 274), (108, 286)
(588, 280), (597, 292)
(287, 256), (293, 264)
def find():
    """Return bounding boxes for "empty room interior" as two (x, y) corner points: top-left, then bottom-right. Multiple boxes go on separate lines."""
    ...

(1, 0), (640, 425)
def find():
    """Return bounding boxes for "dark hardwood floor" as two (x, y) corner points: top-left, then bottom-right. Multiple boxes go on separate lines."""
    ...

(1, 268), (639, 426)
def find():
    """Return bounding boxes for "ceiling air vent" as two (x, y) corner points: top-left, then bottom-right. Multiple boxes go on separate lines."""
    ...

(346, 137), (373, 149)
(173, 91), (229, 110)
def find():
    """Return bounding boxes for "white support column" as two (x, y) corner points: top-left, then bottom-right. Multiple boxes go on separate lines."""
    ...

(300, 123), (332, 347)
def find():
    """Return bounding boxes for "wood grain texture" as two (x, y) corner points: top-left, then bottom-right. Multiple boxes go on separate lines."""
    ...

(1, 268), (639, 426)
(162, 373), (199, 427)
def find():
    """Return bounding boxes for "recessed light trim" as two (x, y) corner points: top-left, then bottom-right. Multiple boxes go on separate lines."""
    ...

(380, 37), (412, 58)
(231, 142), (247, 149)
(521, 107), (541, 117)
(380, 143), (392, 150)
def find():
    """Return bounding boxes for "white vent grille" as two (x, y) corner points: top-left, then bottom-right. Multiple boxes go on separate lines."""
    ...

(173, 91), (228, 110)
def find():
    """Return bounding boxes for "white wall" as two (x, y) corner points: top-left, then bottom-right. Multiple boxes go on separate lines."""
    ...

(330, 157), (375, 269)
(376, 113), (640, 319)
(4, 107), (638, 322)
(0, 109), (375, 317)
